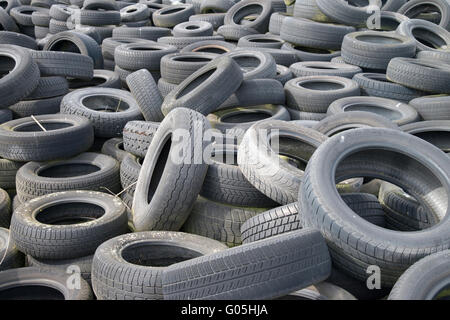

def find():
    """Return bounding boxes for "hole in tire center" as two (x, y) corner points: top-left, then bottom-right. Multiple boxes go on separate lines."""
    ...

(292, 46), (333, 54)
(220, 110), (271, 123)
(126, 8), (137, 13)
(121, 242), (203, 267)
(172, 56), (212, 63)
(232, 55), (260, 71)
(0, 285), (64, 300)
(160, 7), (184, 15)
(410, 131), (450, 152)
(38, 163), (101, 178)
(299, 81), (345, 91)
(192, 46), (229, 54)
(82, 95), (130, 112)
(176, 68), (215, 98)
(249, 38), (281, 43)
(50, 40), (81, 54)
(14, 122), (72, 132)
(404, 3), (441, 24)
(0, 56), (16, 78)
(342, 103), (402, 121)
(412, 27), (447, 49)
(35, 202), (105, 225)
(233, 4), (263, 24)
(433, 283), (450, 300)
(68, 76), (107, 89)
(147, 137), (171, 203)
(185, 25), (200, 30)
(130, 46), (162, 51)
(272, 135), (317, 167)
(356, 35), (403, 44)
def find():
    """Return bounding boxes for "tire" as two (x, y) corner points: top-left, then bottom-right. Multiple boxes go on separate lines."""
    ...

(132, 108), (210, 231)
(397, 19), (450, 52)
(60, 87), (144, 138)
(10, 5), (47, 26)
(126, 69), (164, 122)
(43, 31), (103, 69)
(182, 196), (268, 246)
(0, 0), (20, 13)
(327, 96), (420, 126)
(119, 152), (141, 195)
(200, 0), (236, 14)
(0, 114), (94, 162)
(341, 31), (417, 70)
(268, 11), (290, 35)
(280, 17), (355, 51)
(409, 95), (450, 120)
(0, 267), (92, 299)
(387, 57), (450, 93)
(0, 189), (11, 228)
(112, 26), (171, 41)
(281, 42), (340, 62)
(389, 250), (450, 300)
(77, 9), (121, 26)
(160, 52), (217, 85)
(0, 158), (22, 190)
(31, 9), (50, 26)
(238, 120), (327, 205)
(224, 0), (273, 34)
(275, 64), (293, 85)
(24, 76), (68, 100)
(0, 8), (19, 32)
(287, 109), (327, 121)
(48, 18), (69, 33)
(114, 42), (177, 71)
(417, 50), (450, 64)
(82, 0), (118, 10)
(172, 20), (213, 37)
(67, 69), (121, 89)
(162, 228), (332, 300)
(122, 120), (159, 158)
(370, 11), (409, 31)
(16, 152), (121, 202)
(0, 109), (12, 124)
(11, 191), (128, 260)
(189, 12), (225, 30)
(247, 47), (298, 67)
(161, 57), (243, 116)
(0, 227), (23, 270)
(34, 25), (49, 39)
(293, 0), (330, 22)
(9, 95), (62, 118)
(217, 24), (259, 41)
(290, 61), (361, 79)
(223, 49), (277, 80)
(120, 3), (150, 22)
(398, 0), (450, 30)
(353, 72), (425, 103)
(101, 37), (151, 61)
(26, 254), (93, 284)
(0, 45), (40, 109)
(0, 30), (37, 49)
(237, 34), (284, 49)
(157, 77), (177, 97)
(401, 120), (450, 152)
(91, 231), (227, 300)
(101, 138), (127, 162)
(299, 127), (450, 286)
(315, 0), (376, 26)
(200, 144), (278, 207)
(180, 39), (235, 54)
(30, 50), (94, 80)
(49, 3), (72, 21)
(152, 4), (194, 27)
(379, 182), (436, 231)
(285, 76), (360, 113)
(156, 34), (224, 50)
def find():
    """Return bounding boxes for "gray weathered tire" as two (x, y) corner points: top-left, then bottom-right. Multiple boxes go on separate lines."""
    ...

(401, 120), (450, 152)
(224, 0), (273, 34)
(0, 190), (11, 228)
(122, 120), (159, 158)
(290, 61), (361, 79)
(0, 227), (23, 271)
(101, 138), (127, 162)
(409, 95), (450, 120)
(223, 49), (277, 80)
(152, 4), (194, 27)
(397, 19), (450, 52)
(114, 42), (177, 71)
(398, 0), (450, 30)
(315, 0), (377, 26)
(172, 20), (213, 37)
(112, 26), (171, 41)
(281, 42), (340, 62)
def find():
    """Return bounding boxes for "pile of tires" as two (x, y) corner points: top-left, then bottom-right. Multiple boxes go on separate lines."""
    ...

(0, 0), (449, 301)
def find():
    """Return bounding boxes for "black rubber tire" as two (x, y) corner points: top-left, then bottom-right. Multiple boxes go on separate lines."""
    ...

(0, 44), (40, 109)
(67, 69), (121, 89)
(15, 152), (121, 202)
(0, 158), (22, 190)
(9, 95), (62, 118)
(0, 267), (92, 299)
(162, 228), (332, 300)
(237, 34), (284, 49)
(180, 39), (235, 54)
(60, 87), (144, 138)
(133, 107), (210, 231)
(120, 3), (150, 22)
(397, 19), (450, 52)
(315, 0), (376, 26)
(217, 24), (259, 41)
(0, 189), (11, 228)
(409, 95), (450, 120)
(342, 31), (416, 70)
(160, 52), (217, 85)
(122, 120), (159, 158)
(91, 231), (227, 300)
(24, 76), (68, 100)
(161, 57), (243, 116)
(156, 34), (224, 50)
(200, 144), (278, 208)
(0, 30), (37, 49)
(224, 0), (273, 34)
(30, 50), (94, 80)
(114, 42), (177, 71)
(152, 4), (194, 27)
(43, 31), (103, 69)
(280, 17), (355, 51)
(353, 72), (425, 103)
(0, 114), (94, 162)
(401, 120), (450, 152)
(11, 191), (128, 260)
(388, 250), (450, 300)
(0, 227), (23, 271)
(398, 0), (450, 30)
(119, 152), (141, 196)
(281, 42), (340, 62)
(238, 120), (327, 205)
(189, 12), (225, 30)
(101, 138), (127, 162)
(313, 111), (399, 137)
(285, 76), (360, 113)
(290, 61), (361, 79)
(223, 49), (277, 80)
(112, 26), (171, 41)
(299, 127), (450, 286)
(125, 69), (164, 122)
(182, 196), (267, 247)
(387, 57), (450, 94)
(327, 96), (420, 126)
(172, 20), (213, 37)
